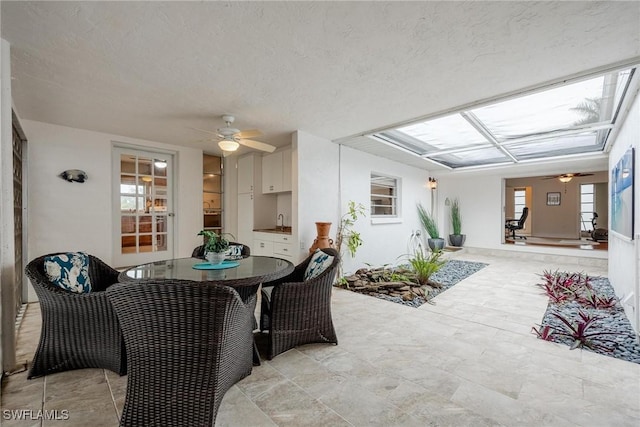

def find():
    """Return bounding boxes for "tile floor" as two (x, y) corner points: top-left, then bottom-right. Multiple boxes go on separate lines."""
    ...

(2, 251), (639, 426)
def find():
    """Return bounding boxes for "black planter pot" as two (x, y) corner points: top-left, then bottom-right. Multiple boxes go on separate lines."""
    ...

(449, 234), (466, 247)
(427, 238), (445, 251)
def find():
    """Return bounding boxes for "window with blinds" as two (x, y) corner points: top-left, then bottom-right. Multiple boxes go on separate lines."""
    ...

(371, 173), (399, 217)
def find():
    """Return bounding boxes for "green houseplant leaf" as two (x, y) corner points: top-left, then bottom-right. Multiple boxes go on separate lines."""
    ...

(450, 198), (462, 235)
(417, 203), (440, 239)
(197, 230), (233, 253)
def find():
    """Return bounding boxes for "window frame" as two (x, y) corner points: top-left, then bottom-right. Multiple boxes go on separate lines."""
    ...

(370, 172), (401, 222)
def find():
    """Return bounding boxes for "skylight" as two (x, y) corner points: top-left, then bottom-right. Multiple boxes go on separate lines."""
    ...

(372, 68), (635, 169)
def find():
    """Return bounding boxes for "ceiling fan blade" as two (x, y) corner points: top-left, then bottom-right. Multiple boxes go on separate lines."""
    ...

(236, 129), (262, 139)
(239, 139), (276, 153)
(188, 126), (218, 136)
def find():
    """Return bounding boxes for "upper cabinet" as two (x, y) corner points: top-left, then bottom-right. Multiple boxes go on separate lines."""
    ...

(262, 147), (292, 194)
(237, 155), (254, 194)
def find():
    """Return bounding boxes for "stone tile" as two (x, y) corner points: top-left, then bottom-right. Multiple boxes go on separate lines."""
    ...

(1, 371), (44, 409)
(7, 252), (639, 426)
(251, 380), (351, 427)
(451, 381), (574, 427)
(216, 386), (277, 427)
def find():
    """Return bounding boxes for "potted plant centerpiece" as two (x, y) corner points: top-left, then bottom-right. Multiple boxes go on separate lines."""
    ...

(198, 230), (231, 265)
(417, 203), (445, 251)
(449, 198), (466, 247)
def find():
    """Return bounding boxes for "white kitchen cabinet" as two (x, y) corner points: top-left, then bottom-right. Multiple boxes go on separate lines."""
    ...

(236, 153), (276, 247)
(237, 155), (254, 194)
(253, 231), (293, 261)
(237, 192), (254, 245)
(261, 147), (292, 194)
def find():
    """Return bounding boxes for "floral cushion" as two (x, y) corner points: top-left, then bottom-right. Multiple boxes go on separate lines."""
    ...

(44, 252), (92, 293)
(303, 249), (335, 281)
(224, 245), (244, 260)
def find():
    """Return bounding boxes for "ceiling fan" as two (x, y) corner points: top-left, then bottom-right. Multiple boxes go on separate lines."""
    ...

(192, 115), (276, 154)
(542, 172), (594, 183)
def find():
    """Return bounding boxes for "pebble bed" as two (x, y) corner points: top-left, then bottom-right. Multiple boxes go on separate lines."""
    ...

(374, 259), (488, 308)
(538, 276), (640, 364)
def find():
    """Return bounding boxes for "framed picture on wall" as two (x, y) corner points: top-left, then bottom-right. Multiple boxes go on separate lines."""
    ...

(611, 147), (635, 240)
(547, 192), (561, 206)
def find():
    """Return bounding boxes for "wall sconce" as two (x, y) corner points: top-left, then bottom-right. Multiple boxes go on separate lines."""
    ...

(427, 177), (438, 190)
(59, 169), (88, 183)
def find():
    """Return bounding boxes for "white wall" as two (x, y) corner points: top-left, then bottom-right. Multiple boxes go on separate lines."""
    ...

(293, 131), (340, 262)
(339, 146), (430, 274)
(607, 87), (640, 333)
(23, 120), (203, 278)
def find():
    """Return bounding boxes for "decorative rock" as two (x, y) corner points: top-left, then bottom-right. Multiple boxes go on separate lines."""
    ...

(334, 260), (488, 308)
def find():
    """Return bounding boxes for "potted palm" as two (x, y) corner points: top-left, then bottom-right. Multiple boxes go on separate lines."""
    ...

(198, 230), (231, 265)
(449, 198), (466, 247)
(417, 203), (445, 251)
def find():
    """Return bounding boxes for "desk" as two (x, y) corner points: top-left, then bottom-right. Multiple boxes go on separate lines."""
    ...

(118, 255), (294, 364)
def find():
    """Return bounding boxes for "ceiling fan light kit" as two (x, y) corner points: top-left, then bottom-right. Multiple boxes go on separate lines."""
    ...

(558, 176), (573, 183)
(218, 139), (240, 152)
(192, 114), (277, 154)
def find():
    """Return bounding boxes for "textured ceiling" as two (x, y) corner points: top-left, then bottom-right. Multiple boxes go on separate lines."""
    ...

(2, 1), (639, 164)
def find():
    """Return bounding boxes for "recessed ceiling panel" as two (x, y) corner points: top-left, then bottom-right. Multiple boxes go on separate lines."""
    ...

(394, 114), (488, 152)
(471, 69), (631, 141)
(427, 146), (511, 168)
(370, 66), (635, 169)
(505, 131), (607, 161)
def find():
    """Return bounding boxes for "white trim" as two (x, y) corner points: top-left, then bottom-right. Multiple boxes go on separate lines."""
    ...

(371, 217), (403, 225)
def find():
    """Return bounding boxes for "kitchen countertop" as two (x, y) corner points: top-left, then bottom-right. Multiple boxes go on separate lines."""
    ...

(253, 227), (292, 235)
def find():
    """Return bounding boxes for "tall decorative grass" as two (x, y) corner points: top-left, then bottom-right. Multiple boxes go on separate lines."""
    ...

(417, 203), (439, 238)
(450, 198), (462, 235)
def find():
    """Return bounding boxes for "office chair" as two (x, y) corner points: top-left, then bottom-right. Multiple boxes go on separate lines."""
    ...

(505, 207), (529, 239)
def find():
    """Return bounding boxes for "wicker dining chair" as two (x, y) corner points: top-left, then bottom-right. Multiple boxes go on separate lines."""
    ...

(260, 248), (340, 359)
(106, 281), (254, 427)
(25, 253), (126, 379)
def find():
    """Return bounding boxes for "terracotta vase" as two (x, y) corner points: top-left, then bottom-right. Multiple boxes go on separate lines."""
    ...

(309, 222), (333, 254)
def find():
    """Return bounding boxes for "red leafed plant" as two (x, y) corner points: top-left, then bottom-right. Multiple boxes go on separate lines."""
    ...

(531, 324), (555, 341)
(550, 310), (618, 351)
(538, 270), (594, 303)
(578, 290), (618, 310)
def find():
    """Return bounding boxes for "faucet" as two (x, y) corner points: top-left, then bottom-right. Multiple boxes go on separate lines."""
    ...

(277, 214), (284, 231)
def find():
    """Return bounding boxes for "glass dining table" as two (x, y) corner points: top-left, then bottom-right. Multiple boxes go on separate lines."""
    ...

(117, 255), (294, 364)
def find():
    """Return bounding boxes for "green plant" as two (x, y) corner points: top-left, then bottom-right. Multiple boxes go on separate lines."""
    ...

(450, 198), (462, 235)
(417, 203), (440, 239)
(335, 201), (366, 258)
(407, 249), (445, 286)
(197, 230), (233, 253)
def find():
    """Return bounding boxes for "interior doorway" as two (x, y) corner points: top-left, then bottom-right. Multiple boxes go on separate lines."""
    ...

(112, 147), (174, 268)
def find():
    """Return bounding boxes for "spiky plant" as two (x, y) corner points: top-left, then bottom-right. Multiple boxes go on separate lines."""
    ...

(550, 310), (618, 351)
(450, 198), (462, 235)
(408, 249), (445, 286)
(417, 203), (440, 239)
(531, 324), (555, 341)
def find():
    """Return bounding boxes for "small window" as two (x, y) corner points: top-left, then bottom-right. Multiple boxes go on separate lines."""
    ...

(580, 184), (595, 231)
(371, 173), (399, 217)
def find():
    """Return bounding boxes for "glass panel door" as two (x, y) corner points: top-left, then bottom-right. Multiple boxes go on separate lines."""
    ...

(113, 148), (173, 267)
